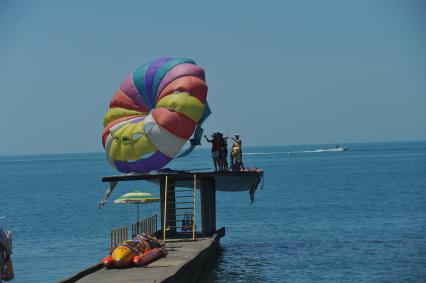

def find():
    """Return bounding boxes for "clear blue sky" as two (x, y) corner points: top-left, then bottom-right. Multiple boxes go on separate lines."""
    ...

(1, 0), (425, 155)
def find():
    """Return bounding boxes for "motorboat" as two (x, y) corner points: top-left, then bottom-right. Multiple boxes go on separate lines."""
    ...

(315, 145), (349, 153)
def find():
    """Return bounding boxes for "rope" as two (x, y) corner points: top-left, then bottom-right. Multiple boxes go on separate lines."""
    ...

(207, 92), (232, 136)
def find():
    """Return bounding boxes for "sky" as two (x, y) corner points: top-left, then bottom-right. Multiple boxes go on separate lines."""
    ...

(0, 0), (425, 155)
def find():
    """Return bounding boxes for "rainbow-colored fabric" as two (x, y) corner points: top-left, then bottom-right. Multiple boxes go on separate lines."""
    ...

(102, 57), (209, 173)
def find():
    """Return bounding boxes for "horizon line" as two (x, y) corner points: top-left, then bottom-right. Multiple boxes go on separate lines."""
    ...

(0, 139), (425, 158)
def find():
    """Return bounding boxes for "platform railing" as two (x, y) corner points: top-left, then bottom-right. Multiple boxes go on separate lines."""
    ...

(110, 226), (128, 248)
(132, 215), (158, 237)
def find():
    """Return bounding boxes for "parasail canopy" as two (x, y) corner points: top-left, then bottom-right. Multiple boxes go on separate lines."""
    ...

(102, 57), (210, 173)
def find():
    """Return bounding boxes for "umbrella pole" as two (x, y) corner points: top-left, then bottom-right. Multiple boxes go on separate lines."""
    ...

(137, 203), (140, 235)
(137, 203), (140, 222)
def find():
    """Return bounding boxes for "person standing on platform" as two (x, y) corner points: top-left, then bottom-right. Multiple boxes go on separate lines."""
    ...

(218, 133), (229, 171)
(204, 133), (221, 171)
(231, 134), (243, 171)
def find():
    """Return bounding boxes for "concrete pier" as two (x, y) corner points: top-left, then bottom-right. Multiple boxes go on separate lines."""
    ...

(60, 228), (225, 283)
(60, 170), (262, 282)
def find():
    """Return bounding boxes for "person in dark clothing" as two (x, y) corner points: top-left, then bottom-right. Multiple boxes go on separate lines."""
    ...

(204, 133), (221, 171)
(217, 133), (228, 171)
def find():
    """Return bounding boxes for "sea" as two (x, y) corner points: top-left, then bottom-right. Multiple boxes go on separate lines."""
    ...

(0, 141), (425, 282)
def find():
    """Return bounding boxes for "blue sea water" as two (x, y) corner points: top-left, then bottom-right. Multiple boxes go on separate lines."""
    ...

(1, 141), (425, 282)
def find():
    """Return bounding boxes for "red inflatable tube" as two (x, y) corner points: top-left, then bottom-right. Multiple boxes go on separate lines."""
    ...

(102, 256), (114, 269)
(133, 247), (166, 267)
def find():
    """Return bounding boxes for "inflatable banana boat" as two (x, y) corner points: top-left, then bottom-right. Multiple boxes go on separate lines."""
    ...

(102, 235), (166, 268)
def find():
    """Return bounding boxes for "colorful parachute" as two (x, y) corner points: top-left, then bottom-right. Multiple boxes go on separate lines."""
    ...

(102, 57), (209, 173)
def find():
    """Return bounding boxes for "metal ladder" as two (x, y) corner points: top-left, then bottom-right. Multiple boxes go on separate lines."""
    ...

(162, 175), (197, 241)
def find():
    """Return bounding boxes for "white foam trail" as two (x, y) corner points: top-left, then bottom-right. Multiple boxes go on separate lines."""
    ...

(310, 148), (346, 153)
(245, 148), (347, 155)
(245, 152), (292, 155)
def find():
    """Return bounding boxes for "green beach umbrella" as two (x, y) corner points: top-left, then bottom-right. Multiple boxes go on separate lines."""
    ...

(114, 191), (160, 222)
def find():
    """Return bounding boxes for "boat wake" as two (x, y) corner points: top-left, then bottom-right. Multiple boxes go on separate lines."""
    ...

(245, 147), (349, 155)
(245, 151), (293, 155)
(307, 148), (348, 153)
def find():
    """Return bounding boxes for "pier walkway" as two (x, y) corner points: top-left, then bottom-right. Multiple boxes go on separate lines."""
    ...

(61, 228), (224, 283)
